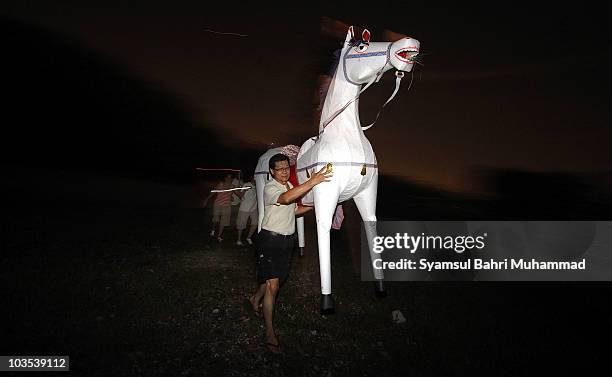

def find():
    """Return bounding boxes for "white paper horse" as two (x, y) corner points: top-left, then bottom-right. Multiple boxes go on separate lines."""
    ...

(254, 145), (307, 255)
(297, 26), (420, 312)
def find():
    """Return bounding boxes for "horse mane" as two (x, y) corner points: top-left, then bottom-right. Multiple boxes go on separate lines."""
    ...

(314, 48), (342, 127)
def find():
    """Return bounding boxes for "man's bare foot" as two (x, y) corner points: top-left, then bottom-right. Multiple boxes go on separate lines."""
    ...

(265, 335), (281, 354)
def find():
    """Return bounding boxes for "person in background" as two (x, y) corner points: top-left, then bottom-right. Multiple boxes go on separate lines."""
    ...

(236, 176), (257, 246)
(203, 173), (235, 242)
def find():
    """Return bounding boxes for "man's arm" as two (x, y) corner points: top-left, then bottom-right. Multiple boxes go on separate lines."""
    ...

(202, 192), (215, 207)
(277, 166), (331, 205)
(235, 184), (252, 199)
(295, 205), (314, 216)
(203, 182), (222, 206)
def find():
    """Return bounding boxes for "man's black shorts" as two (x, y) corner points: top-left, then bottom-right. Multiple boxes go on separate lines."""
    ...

(255, 229), (296, 285)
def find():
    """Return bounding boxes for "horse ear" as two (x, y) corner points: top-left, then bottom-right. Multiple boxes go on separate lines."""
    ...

(345, 26), (354, 44)
(362, 29), (371, 43)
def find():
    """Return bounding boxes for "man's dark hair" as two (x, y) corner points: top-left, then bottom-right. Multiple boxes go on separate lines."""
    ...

(269, 153), (290, 171)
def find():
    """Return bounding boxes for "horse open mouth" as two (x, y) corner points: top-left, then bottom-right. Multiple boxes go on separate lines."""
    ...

(395, 48), (419, 63)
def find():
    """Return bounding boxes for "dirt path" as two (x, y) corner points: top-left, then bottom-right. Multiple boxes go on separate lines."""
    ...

(2, 207), (609, 376)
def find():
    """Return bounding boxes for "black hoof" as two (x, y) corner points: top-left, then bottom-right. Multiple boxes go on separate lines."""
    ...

(374, 280), (387, 298)
(299, 247), (304, 257)
(321, 307), (335, 315)
(321, 294), (335, 314)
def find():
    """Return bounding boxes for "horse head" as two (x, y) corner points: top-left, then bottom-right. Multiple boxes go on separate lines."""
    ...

(342, 26), (420, 85)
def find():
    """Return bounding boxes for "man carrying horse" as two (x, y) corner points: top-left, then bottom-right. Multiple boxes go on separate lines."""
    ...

(248, 153), (331, 353)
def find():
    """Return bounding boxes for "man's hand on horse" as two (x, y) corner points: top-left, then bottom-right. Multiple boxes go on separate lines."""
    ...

(310, 165), (333, 185)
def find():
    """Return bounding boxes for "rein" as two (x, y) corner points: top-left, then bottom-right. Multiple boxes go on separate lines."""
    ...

(361, 70), (405, 131)
(318, 43), (405, 136)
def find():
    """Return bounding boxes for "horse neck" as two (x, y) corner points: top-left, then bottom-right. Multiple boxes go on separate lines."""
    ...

(318, 70), (362, 136)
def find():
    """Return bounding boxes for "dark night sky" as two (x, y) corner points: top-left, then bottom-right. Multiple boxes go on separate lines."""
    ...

(2, 1), (610, 192)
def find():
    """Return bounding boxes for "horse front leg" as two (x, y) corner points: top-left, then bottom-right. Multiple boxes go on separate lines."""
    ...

(353, 179), (386, 297)
(313, 187), (340, 314)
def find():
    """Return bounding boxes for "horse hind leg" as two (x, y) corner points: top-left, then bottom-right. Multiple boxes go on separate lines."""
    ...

(353, 182), (386, 297)
(296, 216), (305, 256)
(255, 174), (266, 232)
